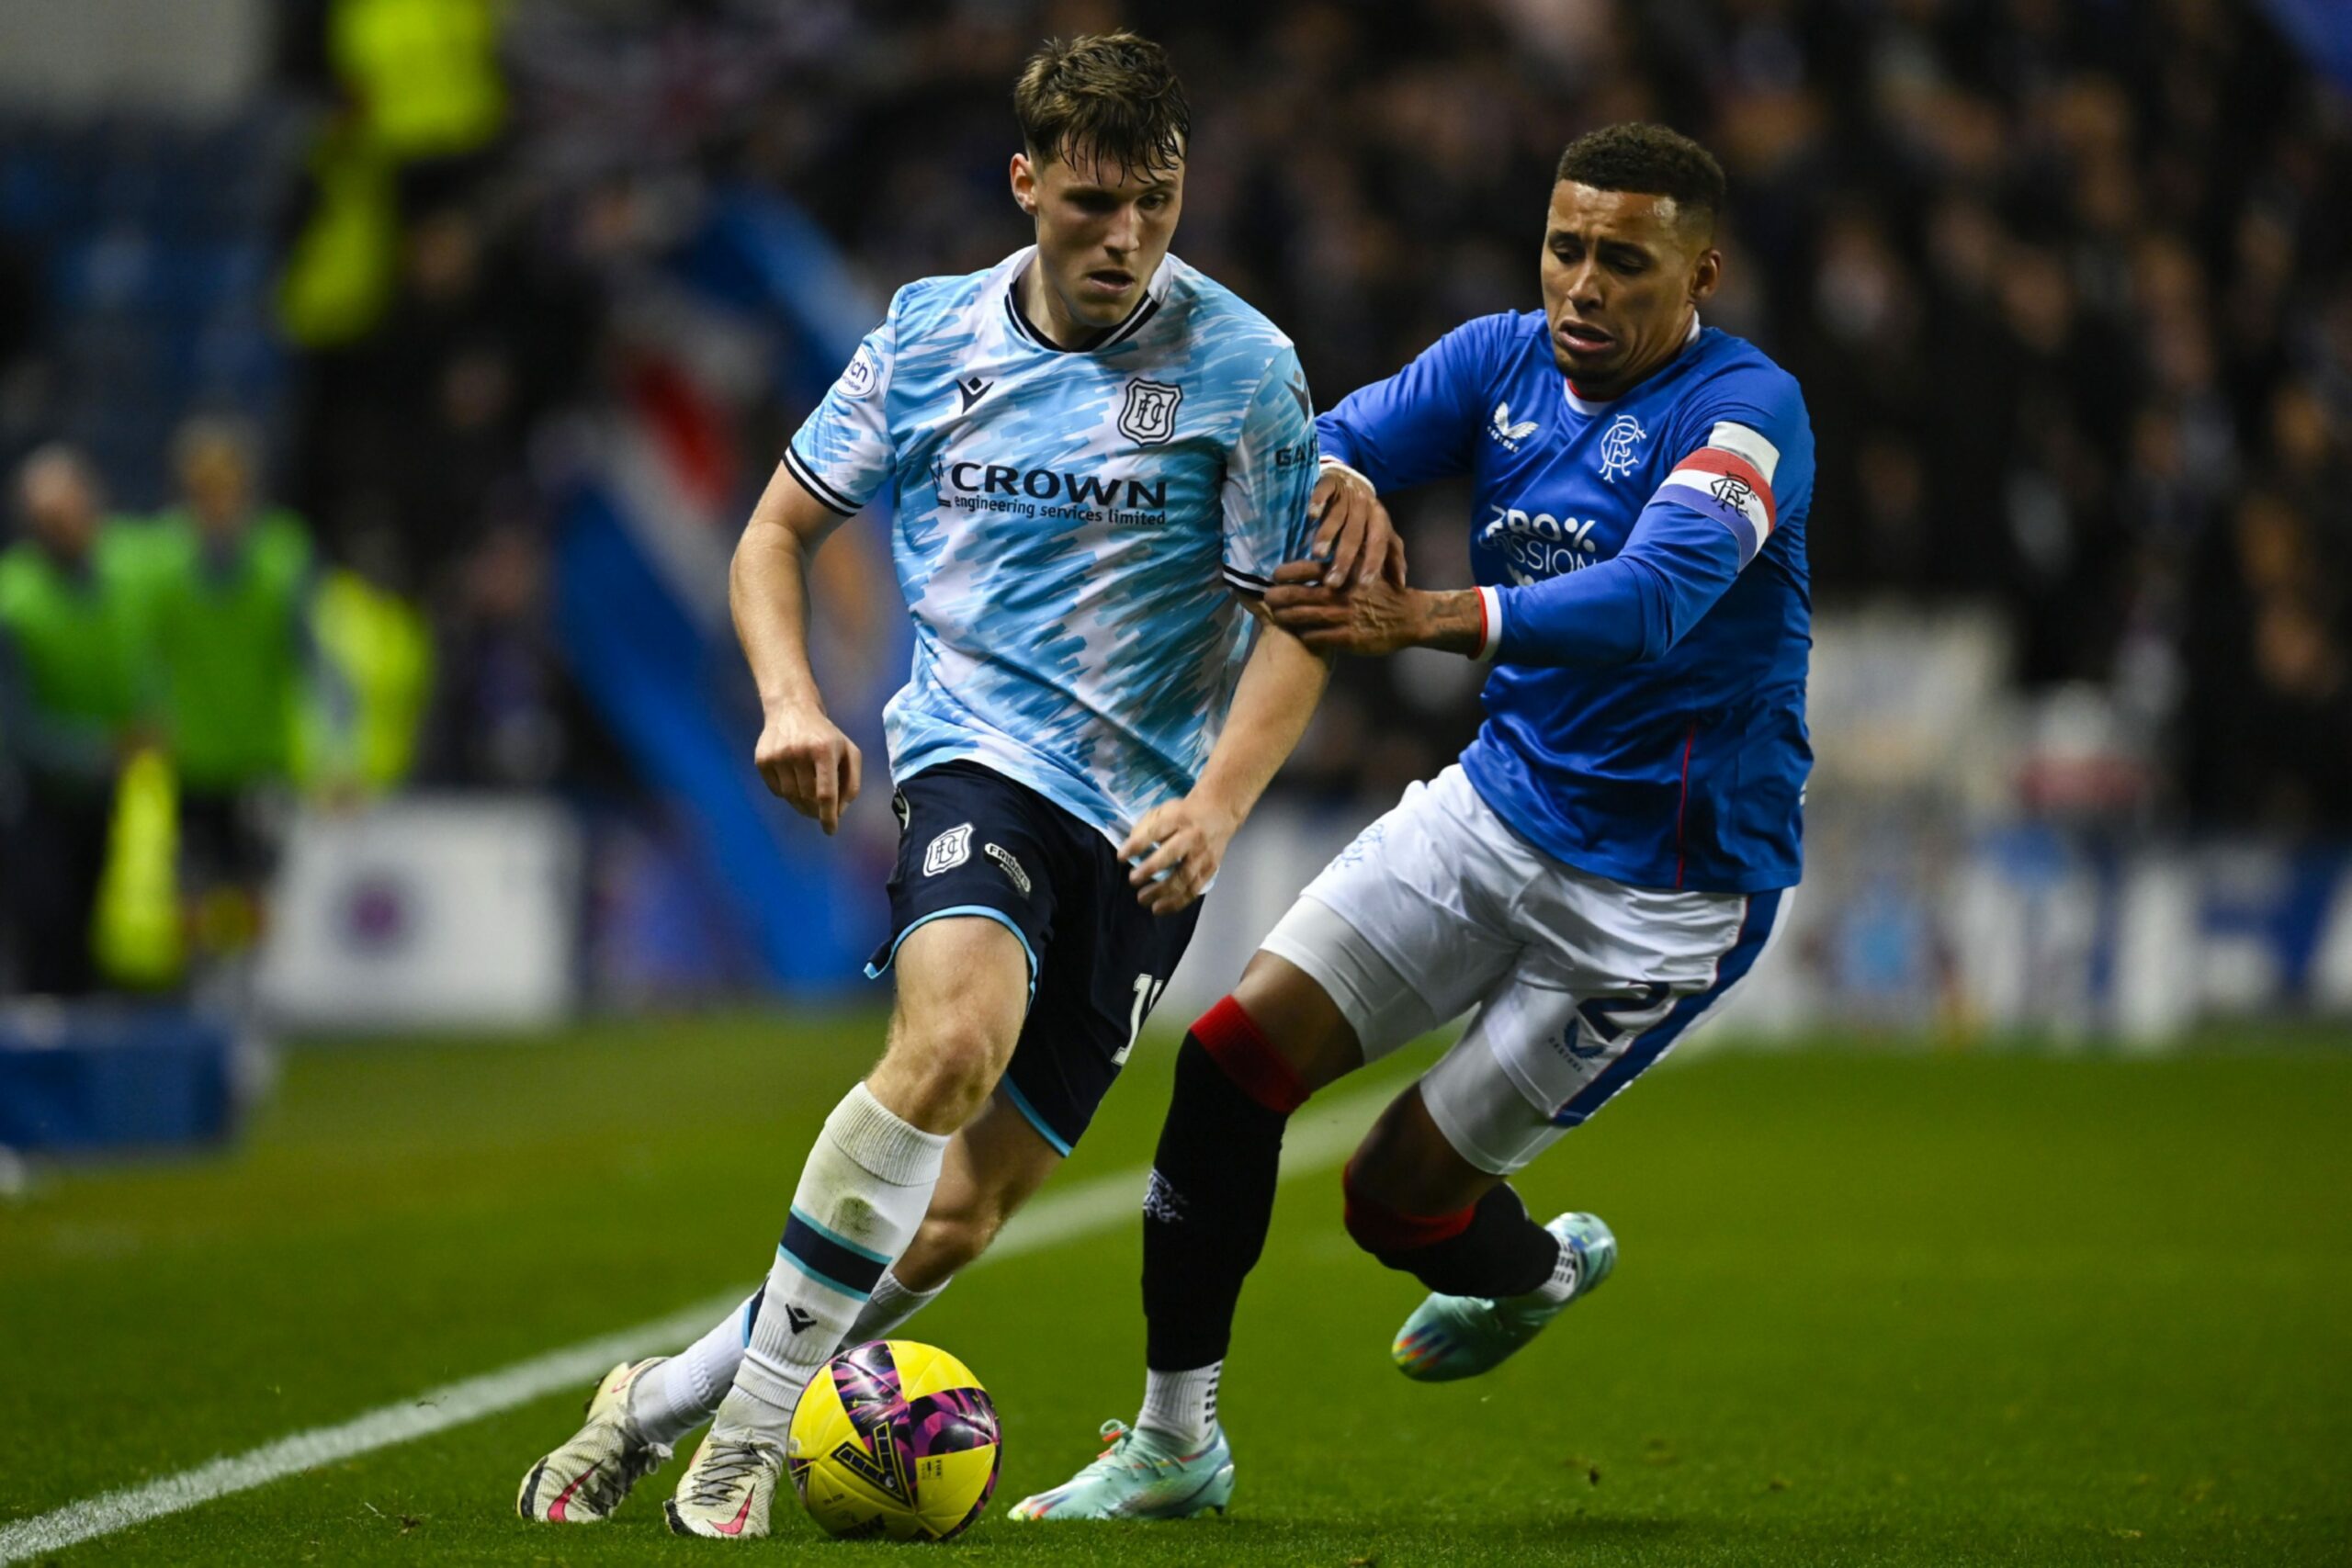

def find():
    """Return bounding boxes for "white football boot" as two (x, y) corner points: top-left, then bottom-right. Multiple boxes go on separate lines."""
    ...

(516, 1359), (673, 1523)
(664, 1430), (787, 1539)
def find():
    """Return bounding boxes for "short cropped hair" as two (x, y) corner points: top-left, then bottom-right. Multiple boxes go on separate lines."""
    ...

(1555, 123), (1727, 231)
(1013, 31), (1190, 178)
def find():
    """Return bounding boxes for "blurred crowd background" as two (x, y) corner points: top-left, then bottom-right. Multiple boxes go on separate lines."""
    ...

(2, 0), (2349, 1108)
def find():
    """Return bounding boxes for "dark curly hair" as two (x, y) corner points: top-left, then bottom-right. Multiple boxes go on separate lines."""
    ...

(1555, 123), (1727, 233)
(1014, 31), (1191, 178)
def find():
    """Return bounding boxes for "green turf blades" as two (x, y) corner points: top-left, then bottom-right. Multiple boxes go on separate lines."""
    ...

(1392, 1212), (1617, 1382)
(5, 1020), (2350, 1564)
(1007, 1419), (1236, 1521)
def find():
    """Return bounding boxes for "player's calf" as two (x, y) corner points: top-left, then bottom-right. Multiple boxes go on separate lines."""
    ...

(1340, 1088), (1615, 1383)
(1140, 998), (1303, 1377)
(1341, 1161), (1559, 1299)
(886, 1089), (1069, 1297)
(1135, 987), (1346, 1448)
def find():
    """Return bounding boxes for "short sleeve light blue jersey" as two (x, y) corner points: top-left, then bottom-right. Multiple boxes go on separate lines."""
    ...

(785, 248), (1319, 842)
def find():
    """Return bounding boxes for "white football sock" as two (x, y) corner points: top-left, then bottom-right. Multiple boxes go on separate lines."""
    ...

(717, 1084), (948, 1438)
(840, 1270), (950, 1351)
(1136, 1362), (1222, 1450)
(628, 1294), (756, 1446)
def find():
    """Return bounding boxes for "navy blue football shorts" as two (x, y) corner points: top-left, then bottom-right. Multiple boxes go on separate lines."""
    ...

(866, 761), (1200, 1156)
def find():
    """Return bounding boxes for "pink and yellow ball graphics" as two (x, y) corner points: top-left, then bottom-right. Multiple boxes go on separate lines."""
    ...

(787, 1339), (1002, 1540)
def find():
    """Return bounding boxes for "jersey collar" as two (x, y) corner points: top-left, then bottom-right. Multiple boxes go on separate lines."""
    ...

(1002, 247), (1173, 354)
(1562, 312), (1702, 415)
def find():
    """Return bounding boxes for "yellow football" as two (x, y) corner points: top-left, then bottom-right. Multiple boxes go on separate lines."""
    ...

(787, 1339), (1001, 1540)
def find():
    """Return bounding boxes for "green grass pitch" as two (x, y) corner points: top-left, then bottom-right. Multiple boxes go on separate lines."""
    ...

(3, 1013), (2347, 1565)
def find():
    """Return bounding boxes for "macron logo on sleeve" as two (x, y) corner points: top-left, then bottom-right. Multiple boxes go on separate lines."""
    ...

(1657, 421), (1781, 566)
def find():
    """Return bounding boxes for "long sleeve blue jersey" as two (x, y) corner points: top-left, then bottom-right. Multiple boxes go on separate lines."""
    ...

(1317, 310), (1814, 893)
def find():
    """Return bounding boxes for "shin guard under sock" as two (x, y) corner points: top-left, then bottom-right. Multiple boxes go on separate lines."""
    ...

(1141, 998), (1306, 1375)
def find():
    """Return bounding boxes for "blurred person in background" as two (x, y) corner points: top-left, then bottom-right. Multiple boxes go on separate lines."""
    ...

(0, 447), (152, 995)
(144, 417), (343, 962)
(426, 523), (570, 789)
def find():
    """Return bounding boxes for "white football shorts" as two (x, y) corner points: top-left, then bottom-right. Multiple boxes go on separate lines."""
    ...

(1260, 765), (1789, 1175)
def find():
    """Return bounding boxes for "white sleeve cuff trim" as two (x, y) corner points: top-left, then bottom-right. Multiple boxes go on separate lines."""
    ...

(1317, 455), (1374, 492)
(1476, 586), (1504, 664)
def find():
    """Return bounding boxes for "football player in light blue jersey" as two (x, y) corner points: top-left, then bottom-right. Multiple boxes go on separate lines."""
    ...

(515, 33), (1395, 1539)
(1014, 125), (1814, 1523)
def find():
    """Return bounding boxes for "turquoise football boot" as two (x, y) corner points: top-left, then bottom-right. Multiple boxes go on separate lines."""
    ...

(1006, 1420), (1235, 1521)
(1390, 1212), (1617, 1382)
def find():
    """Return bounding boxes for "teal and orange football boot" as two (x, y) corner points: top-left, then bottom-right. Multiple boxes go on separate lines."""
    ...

(1390, 1213), (1616, 1382)
(1006, 1420), (1235, 1521)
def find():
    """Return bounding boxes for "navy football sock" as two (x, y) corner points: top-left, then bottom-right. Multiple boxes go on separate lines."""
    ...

(1350, 1180), (1560, 1300)
(1141, 1003), (1302, 1373)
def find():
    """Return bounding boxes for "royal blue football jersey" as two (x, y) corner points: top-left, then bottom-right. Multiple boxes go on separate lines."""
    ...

(1317, 310), (1814, 893)
(787, 248), (1320, 842)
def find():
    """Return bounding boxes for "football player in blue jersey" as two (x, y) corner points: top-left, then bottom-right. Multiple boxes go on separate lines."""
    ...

(514, 33), (1396, 1539)
(1012, 123), (1815, 1522)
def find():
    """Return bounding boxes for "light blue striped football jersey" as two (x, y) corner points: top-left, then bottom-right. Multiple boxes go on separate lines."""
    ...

(785, 247), (1319, 843)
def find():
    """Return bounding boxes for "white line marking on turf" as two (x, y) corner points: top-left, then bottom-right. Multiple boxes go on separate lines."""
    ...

(0, 1078), (1396, 1563)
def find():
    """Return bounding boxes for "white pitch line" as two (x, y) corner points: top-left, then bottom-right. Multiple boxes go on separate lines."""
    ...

(0, 1078), (1396, 1564)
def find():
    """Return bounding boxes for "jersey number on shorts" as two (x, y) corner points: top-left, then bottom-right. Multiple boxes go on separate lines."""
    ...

(1116, 975), (1168, 1066)
(1570, 983), (1675, 1059)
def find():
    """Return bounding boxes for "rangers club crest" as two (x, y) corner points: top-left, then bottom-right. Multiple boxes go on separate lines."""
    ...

(1710, 472), (1758, 511)
(1117, 378), (1182, 446)
(1597, 413), (1647, 481)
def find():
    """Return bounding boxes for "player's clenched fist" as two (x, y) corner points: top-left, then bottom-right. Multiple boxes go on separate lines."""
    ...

(1306, 464), (1408, 589)
(754, 704), (863, 835)
(1121, 794), (1241, 915)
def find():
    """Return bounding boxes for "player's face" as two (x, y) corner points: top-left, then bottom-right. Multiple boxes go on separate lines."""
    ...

(1012, 145), (1183, 333)
(1539, 182), (1720, 397)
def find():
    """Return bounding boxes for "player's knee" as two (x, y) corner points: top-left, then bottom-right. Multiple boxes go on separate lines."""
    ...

(1340, 1158), (1474, 1269)
(1185, 994), (1312, 1114)
(889, 1019), (1012, 1128)
(1230, 952), (1365, 1090)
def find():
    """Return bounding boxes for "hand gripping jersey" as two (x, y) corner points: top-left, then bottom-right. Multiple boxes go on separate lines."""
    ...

(786, 248), (1320, 842)
(1317, 312), (1815, 893)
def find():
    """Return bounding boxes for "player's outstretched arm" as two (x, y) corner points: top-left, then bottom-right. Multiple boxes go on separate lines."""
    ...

(730, 461), (864, 835)
(1260, 561), (1486, 658)
(1122, 623), (1330, 915)
(1261, 519), (1726, 667)
(1267, 410), (1797, 666)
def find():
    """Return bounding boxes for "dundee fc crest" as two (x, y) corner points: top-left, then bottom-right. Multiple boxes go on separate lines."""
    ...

(1118, 378), (1183, 446)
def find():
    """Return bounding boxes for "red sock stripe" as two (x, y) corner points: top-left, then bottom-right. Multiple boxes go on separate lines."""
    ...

(1340, 1160), (1476, 1251)
(1190, 995), (1309, 1114)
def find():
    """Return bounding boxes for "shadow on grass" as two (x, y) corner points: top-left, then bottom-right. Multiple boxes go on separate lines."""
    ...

(788, 1512), (1690, 1566)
